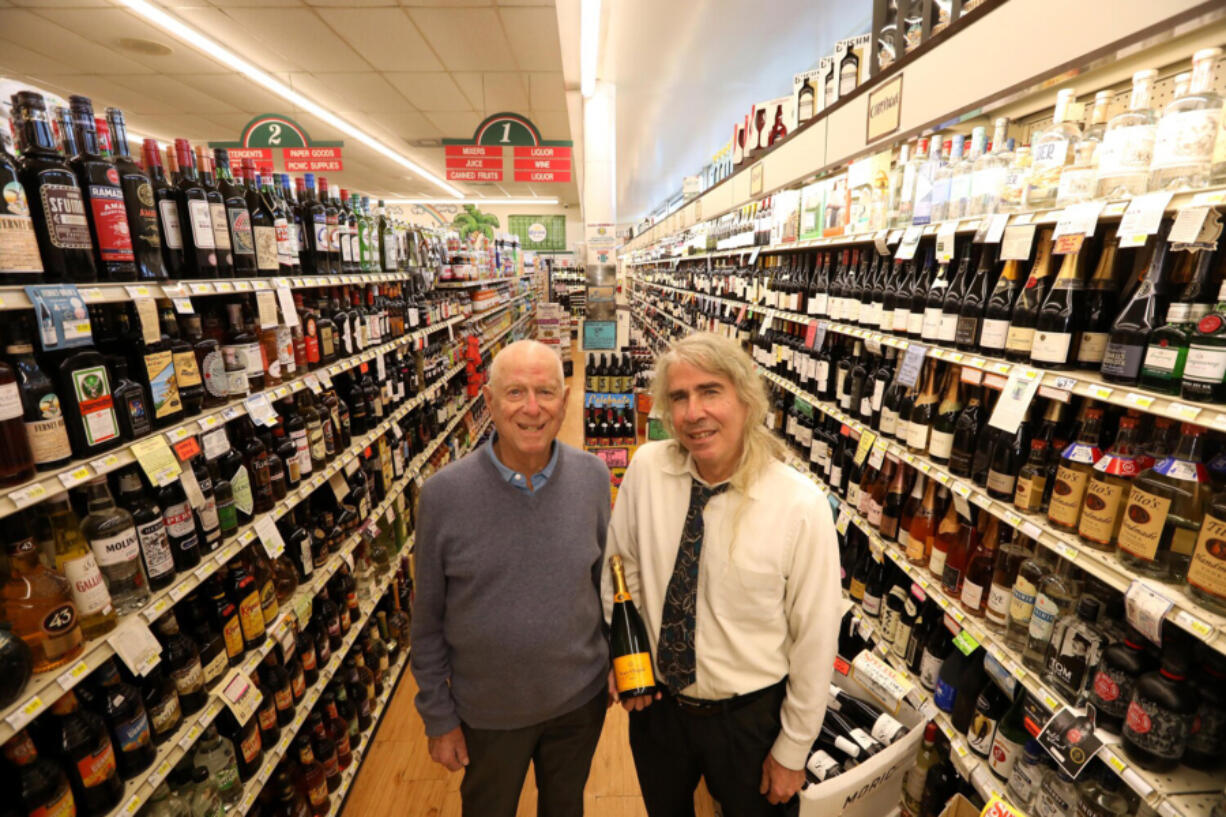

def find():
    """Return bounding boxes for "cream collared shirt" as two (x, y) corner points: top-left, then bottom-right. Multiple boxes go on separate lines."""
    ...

(602, 440), (841, 770)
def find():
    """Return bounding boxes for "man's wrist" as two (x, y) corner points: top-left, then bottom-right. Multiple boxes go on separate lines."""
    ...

(770, 732), (809, 771)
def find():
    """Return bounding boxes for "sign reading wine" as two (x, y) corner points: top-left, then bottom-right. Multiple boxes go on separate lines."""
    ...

(209, 114), (344, 173)
(443, 113), (573, 183)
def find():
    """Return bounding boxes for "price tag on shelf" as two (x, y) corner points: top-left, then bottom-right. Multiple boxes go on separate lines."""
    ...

(7, 481), (48, 509)
(276, 286), (300, 328)
(896, 226), (923, 261)
(189, 282), (214, 295)
(935, 220), (958, 262)
(255, 290), (279, 328)
(868, 443), (886, 471)
(144, 596), (171, 621)
(1123, 392), (1154, 410)
(4, 695), (46, 732)
(1001, 224), (1037, 261)
(952, 627), (980, 655)
(1118, 191), (1174, 247)
(988, 368), (1041, 434)
(873, 230), (890, 256)
(1052, 200), (1105, 239)
(897, 342), (928, 388)
(1125, 581), (1174, 645)
(853, 430), (878, 467)
(56, 658), (92, 690)
(130, 437), (182, 487)
(107, 617), (162, 676)
(214, 281), (234, 293)
(200, 427), (230, 461)
(254, 516), (285, 559)
(220, 668), (263, 725)
(1021, 521), (1043, 541)
(836, 509), (850, 535)
(57, 465), (93, 490)
(1168, 402), (1202, 422)
(1172, 609), (1213, 641)
(244, 394), (279, 428)
(1169, 205), (1213, 245)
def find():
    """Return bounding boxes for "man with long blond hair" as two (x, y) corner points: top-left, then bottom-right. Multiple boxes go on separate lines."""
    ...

(603, 332), (840, 817)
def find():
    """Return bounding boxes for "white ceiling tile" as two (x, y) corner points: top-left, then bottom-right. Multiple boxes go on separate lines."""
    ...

(205, 0), (302, 6)
(500, 6), (562, 71)
(528, 72), (565, 110)
(528, 109), (569, 140)
(406, 7), (516, 71)
(101, 74), (240, 116)
(0, 10), (152, 75)
(481, 72), (529, 111)
(450, 72), (484, 109)
(8, 0), (111, 6)
(27, 8), (229, 76)
(171, 7), (306, 74)
(315, 8), (443, 71)
(384, 72), (473, 111)
(304, 0), (397, 6)
(126, 113), (221, 141)
(290, 72), (410, 113)
(215, 8), (370, 71)
(0, 41), (73, 78)
(399, 0), (493, 6)
(33, 75), (154, 116)
(496, 0), (555, 5)
(421, 110), (482, 137)
(365, 110), (443, 140)
(174, 73), (293, 116)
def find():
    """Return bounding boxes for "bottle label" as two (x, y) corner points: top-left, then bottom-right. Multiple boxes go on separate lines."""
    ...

(28, 783), (75, 817)
(40, 183), (92, 249)
(147, 688), (181, 736)
(157, 199), (183, 249)
(1030, 330), (1071, 364)
(1143, 343), (1183, 377)
(905, 419), (930, 451)
(929, 429), (954, 460)
(612, 653), (652, 696)
(76, 740), (117, 788)
(967, 704), (999, 756)
(70, 365), (119, 446)
(1010, 575), (1038, 628)
(39, 602), (80, 660)
(187, 199), (215, 249)
(1046, 624), (1102, 696)
(1101, 341), (1145, 380)
(203, 203), (230, 253)
(1184, 343), (1226, 384)
(1187, 510), (1226, 601)
(274, 685), (293, 713)
(1027, 593), (1059, 642)
(90, 524), (141, 568)
(1009, 760), (1042, 804)
(986, 469), (1016, 496)
(228, 206), (254, 255)
(164, 499), (196, 540)
(849, 577), (866, 601)
(1098, 125), (1156, 177)
(961, 579), (986, 612)
(1048, 465), (1089, 527)
(975, 318), (1008, 350)
(807, 750), (840, 782)
(171, 658), (203, 696)
(221, 614), (243, 658)
(0, 199), (45, 272)
(143, 349), (181, 419)
(238, 591), (264, 641)
(1125, 695), (1187, 759)
(934, 677), (957, 711)
(986, 582), (1012, 626)
(862, 589), (882, 616)
(1014, 474), (1041, 511)
(1117, 487), (1172, 561)
(238, 726), (261, 763)
(113, 708), (151, 754)
(63, 551), (112, 615)
(231, 465), (253, 516)
(26, 406), (72, 466)
(937, 312), (958, 343)
(1151, 109), (1218, 170)
(254, 225), (278, 270)
(928, 547), (947, 580)
(1077, 478), (1127, 545)
(200, 349), (226, 398)
(201, 647), (227, 687)
(1034, 781), (1073, 817)
(0, 380), (22, 421)
(1004, 324), (1035, 356)
(274, 217), (293, 264)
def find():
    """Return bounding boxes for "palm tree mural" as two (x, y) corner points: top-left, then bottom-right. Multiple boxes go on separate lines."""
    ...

(451, 204), (500, 242)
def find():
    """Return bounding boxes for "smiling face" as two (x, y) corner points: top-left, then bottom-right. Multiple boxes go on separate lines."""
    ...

(484, 342), (568, 471)
(666, 360), (748, 484)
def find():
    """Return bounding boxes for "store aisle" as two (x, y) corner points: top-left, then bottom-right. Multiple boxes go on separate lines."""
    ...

(343, 347), (717, 817)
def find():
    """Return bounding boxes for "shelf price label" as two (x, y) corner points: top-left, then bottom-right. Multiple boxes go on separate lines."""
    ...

(220, 668), (263, 725)
(1118, 191), (1174, 247)
(1125, 580), (1174, 645)
(130, 437), (182, 487)
(896, 227), (923, 261)
(988, 368), (1041, 435)
(107, 617), (162, 676)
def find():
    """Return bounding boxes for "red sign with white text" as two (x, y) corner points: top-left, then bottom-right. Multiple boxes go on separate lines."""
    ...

(446, 169), (504, 182)
(282, 146), (343, 172)
(446, 156), (505, 170)
(513, 169), (571, 183)
(444, 145), (504, 158)
(513, 158), (571, 171)
(512, 146), (572, 159)
(225, 148), (273, 162)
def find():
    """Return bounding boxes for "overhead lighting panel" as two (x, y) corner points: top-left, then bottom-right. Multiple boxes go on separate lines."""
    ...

(117, 0), (463, 198)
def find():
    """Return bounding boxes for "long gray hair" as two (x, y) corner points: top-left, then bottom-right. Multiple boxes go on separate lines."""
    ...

(650, 332), (785, 499)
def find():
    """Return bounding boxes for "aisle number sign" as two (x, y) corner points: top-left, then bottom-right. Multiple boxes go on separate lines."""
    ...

(443, 113), (574, 183)
(209, 114), (343, 173)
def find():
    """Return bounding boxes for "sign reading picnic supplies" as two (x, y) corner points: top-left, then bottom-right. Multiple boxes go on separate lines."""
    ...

(442, 113), (574, 183)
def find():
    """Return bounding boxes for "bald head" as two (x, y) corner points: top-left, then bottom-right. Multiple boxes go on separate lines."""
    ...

(488, 340), (564, 391)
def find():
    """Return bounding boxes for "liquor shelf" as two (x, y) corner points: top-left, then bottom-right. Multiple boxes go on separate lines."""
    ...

(0, 272), (432, 313)
(0, 312), (467, 520)
(628, 272), (1226, 443)
(233, 411), (493, 817)
(622, 187), (1226, 265)
(464, 291), (534, 329)
(801, 462), (1226, 817)
(434, 273), (535, 289)
(479, 312), (536, 355)
(0, 355), (478, 747)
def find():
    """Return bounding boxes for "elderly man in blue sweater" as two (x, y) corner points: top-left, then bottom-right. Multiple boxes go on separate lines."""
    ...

(410, 339), (612, 817)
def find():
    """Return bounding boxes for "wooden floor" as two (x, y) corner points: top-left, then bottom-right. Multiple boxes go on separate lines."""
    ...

(342, 341), (718, 817)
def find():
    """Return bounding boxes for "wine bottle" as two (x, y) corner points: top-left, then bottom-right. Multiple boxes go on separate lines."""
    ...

(827, 684), (908, 744)
(608, 555), (656, 697)
(824, 708), (884, 756)
(1031, 241), (1088, 367)
(956, 243), (997, 351)
(1102, 226), (1173, 384)
(979, 258), (1023, 356)
(1141, 246), (1218, 393)
(928, 366), (962, 464)
(1004, 228), (1055, 362)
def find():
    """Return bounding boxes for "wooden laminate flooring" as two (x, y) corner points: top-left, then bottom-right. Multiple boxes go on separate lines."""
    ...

(342, 337), (717, 817)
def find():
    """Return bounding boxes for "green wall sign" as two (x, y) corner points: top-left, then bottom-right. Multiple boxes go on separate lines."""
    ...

(508, 215), (566, 252)
(209, 113), (343, 149)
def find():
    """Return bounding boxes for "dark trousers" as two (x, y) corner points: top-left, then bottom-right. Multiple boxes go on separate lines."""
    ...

(460, 689), (607, 817)
(628, 682), (799, 817)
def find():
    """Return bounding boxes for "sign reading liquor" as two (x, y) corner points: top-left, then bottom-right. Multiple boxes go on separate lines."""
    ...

(210, 114), (343, 173)
(442, 113), (573, 183)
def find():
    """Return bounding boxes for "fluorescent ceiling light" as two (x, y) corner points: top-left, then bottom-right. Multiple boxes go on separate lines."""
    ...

(386, 197), (559, 206)
(117, 0), (463, 198)
(580, 0), (601, 98)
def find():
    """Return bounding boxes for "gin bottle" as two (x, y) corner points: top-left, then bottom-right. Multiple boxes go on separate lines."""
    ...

(1056, 91), (1111, 205)
(1096, 69), (1159, 198)
(1027, 88), (1082, 209)
(1150, 47), (1223, 191)
(971, 117), (1012, 216)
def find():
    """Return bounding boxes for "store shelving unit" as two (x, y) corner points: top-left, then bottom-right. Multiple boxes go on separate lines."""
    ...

(629, 280), (1226, 817)
(434, 273), (535, 289)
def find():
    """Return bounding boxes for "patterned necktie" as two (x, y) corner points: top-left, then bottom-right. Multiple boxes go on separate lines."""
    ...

(657, 480), (729, 693)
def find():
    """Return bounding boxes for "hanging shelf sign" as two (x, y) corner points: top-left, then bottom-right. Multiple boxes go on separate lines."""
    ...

(442, 112), (574, 183)
(209, 114), (343, 174)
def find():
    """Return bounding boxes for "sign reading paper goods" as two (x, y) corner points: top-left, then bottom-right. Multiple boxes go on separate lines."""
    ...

(282, 147), (343, 172)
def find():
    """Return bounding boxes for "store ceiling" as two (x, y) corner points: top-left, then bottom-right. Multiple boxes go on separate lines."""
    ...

(0, 0), (580, 206)
(603, 0), (868, 225)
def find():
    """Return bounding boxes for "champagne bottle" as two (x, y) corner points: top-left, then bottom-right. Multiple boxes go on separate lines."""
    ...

(608, 555), (656, 697)
(1031, 241), (1088, 367)
(1004, 228), (1055, 362)
(956, 244), (998, 352)
(1102, 226), (1173, 385)
(980, 258), (1024, 356)
(1141, 247), (1218, 393)
(1076, 228), (1123, 369)
(928, 367), (962, 464)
